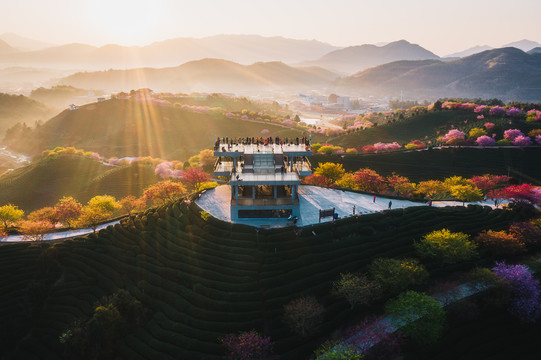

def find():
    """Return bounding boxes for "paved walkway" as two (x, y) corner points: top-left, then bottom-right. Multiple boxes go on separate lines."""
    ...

(0, 220), (120, 243)
(196, 185), (499, 228)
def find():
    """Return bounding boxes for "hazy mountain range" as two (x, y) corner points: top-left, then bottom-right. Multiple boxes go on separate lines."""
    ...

(0, 34), (339, 70)
(336, 48), (541, 101)
(298, 40), (440, 74)
(60, 59), (340, 93)
(57, 47), (541, 101)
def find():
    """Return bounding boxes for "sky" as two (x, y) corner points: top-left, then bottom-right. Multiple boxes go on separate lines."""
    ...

(1, 0), (540, 56)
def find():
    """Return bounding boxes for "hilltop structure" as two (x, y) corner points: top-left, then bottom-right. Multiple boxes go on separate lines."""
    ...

(214, 136), (312, 220)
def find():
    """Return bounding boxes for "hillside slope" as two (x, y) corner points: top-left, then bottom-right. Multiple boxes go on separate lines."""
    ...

(59, 59), (339, 93)
(0, 197), (525, 359)
(0, 153), (158, 211)
(337, 48), (541, 101)
(0, 92), (55, 134)
(2, 98), (310, 159)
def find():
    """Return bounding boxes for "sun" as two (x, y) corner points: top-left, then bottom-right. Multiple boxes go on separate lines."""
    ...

(87, 0), (162, 45)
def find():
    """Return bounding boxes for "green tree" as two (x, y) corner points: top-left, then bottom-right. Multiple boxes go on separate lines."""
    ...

(386, 291), (445, 344)
(369, 258), (429, 295)
(450, 184), (483, 205)
(77, 206), (111, 233)
(332, 273), (381, 309)
(415, 229), (477, 264)
(87, 195), (121, 213)
(0, 204), (24, 229)
(283, 296), (325, 336)
(314, 162), (345, 183)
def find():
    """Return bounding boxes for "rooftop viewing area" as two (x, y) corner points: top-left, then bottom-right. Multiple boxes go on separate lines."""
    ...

(212, 136), (313, 219)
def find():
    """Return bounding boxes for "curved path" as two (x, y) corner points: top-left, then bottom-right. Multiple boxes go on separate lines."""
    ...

(1, 220), (120, 243)
(196, 185), (500, 228)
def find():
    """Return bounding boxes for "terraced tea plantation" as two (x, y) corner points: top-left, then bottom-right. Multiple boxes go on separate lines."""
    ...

(0, 198), (527, 359)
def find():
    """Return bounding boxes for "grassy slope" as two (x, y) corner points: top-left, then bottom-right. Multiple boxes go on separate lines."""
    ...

(312, 147), (541, 183)
(0, 93), (55, 134)
(0, 153), (158, 211)
(0, 199), (527, 359)
(4, 98), (311, 159)
(328, 110), (540, 150)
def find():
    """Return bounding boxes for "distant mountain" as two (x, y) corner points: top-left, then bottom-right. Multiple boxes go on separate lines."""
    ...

(0, 39), (17, 54)
(59, 59), (340, 93)
(0, 33), (55, 51)
(300, 40), (440, 74)
(445, 45), (493, 58)
(336, 48), (541, 102)
(528, 47), (541, 55)
(0, 34), (340, 70)
(502, 39), (541, 52)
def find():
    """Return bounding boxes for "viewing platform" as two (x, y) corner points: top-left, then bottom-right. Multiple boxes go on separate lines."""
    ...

(212, 136), (312, 219)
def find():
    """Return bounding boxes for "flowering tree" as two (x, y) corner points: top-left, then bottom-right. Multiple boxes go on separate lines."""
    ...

(499, 184), (541, 205)
(283, 296), (325, 336)
(476, 135), (496, 146)
(361, 144), (377, 153)
(512, 135), (532, 146)
(508, 221), (541, 246)
(415, 229), (477, 264)
(489, 106), (505, 116)
(144, 180), (187, 204)
(19, 220), (54, 242)
(303, 174), (333, 187)
(492, 262), (541, 323)
(441, 129), (465, 144)
(76, 206), (111, 233)
(415, 180), (446, 198)
(119, 196), (147, 215)
(27, 207), (58, 224)
(474, 230), (525, 256)
(387, 173), (416, 197)
(334, 173), (357, 190)
(503, 129), (524, 141)
(332, 273), (382, 309)
(386, 291), (445, 344)
(474, 105), (487, 113)
(55, 196), (82, 227)
(352, 168), (388, 193)
(0, 204), (24, 230)
(469, 128), (487, 138)
(450, 184), (483, 205)
(506, 107), (521, 117)
(182, 166), (211, 191)
(470, 174), (509, 193)
(405, 140), (426, 150)
(314, 162), (345, 183)
(87, 195), (121, 213)
(220, 331), (275, 360)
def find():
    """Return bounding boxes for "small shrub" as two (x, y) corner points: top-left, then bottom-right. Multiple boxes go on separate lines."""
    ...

(386, 291), (445, 345)
(474, 230), (525, 257)
(332, 273), (381, 309)
(369, 258), (428, 295)
(415, 229), (477, 264)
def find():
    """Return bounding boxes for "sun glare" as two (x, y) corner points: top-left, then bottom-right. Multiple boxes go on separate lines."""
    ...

(87, 0), (161, 45)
